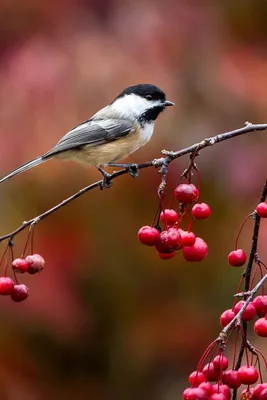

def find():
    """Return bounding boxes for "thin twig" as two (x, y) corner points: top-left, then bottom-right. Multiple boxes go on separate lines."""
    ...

(1, 122), (267, 243)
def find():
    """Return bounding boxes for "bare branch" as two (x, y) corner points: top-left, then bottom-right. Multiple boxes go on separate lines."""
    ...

(1, 122), (267, 243)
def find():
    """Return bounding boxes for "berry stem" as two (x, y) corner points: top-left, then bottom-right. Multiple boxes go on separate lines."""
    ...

(234, 214), (253, 250)
(232, 328), (239, 369)
(196, 340), (218, 371)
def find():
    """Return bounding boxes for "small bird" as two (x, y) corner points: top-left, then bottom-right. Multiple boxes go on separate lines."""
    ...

(0, 84), (174, 185)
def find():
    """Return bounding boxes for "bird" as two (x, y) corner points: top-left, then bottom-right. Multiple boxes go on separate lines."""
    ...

(0, 83), (174, 185)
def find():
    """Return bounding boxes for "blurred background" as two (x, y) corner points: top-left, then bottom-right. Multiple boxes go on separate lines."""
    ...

(0, 0), (267, 399)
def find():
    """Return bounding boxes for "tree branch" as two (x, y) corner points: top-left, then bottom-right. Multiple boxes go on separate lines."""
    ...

(1, 121), (267, 243)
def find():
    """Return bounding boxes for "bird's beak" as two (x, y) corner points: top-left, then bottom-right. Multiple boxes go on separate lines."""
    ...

(163, 100), (175, 106)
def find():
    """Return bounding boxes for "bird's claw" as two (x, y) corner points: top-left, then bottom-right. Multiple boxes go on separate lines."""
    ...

(98, 168), (112, 189)
(127, 164), (139, 178)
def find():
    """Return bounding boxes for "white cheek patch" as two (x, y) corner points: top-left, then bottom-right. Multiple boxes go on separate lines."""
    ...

(113, 94), (159, 117)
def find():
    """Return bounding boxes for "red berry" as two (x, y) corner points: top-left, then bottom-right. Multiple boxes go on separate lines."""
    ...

(156, 228), (181, 252)
(252, 296), (267, 317)
(202, 362), (219, 381)
(11, 284), (29, 302)
(157, 251), (176, 260)
(233, 300), (256, 321)
(189, 371), (206, 386)
(213, 355), (229, 371)
(0, 277), (15, 295)
(137, 226), (160, 246)
(25, 254), (45, 274)
(260, 389), (267, 400)
(187, 387), (208, 400)
(253, 384), (267, 399)
(12, 258), (29, 274)
(237, 366), (259, 385)
(256, 202), (267, 218)
(220, 309), (235, 327)
(228, 249), (246, 267)
(182, 237), (208, 262)
(174, 184), (199, 204)
(210, 393), (227, 400)
(254, 317), (267, 337)
(222, 370), (241, 389)
(199, 382), (213, 395)
(211, 384), (231, 400)
(179, 229), (196, 247)
(240, 388), (254, 400)
(183, 388), (192, 400)
(160, 209), (178, 226)
(192, 203), (211, 219)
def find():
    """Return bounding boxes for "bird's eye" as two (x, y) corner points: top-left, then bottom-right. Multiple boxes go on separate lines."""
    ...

(146, 95), (152, 100)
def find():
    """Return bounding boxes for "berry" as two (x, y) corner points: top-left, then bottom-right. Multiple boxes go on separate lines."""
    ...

(252, 296), (267, 317)
(189, 371), (206, 386)
(187, 388), (208, 400)
(253, 384), (267, 399)
(254, 317), (267, 337)
(160, 209), (178, 226)
(137, 226), (160, 246)
(199, 382), (213, 395)
(202, 362), (219, 381)
(256, 202), (267, 218)
(12, 258), (29, 274)
(183, 388), (192, 400)
(157, 251), (176, 260)
(0, 277), (15, 295)
(240, 388), (254, 400)
(11, 284), (29, 302)
(237, 366), (259, 385)
(211, 384), (231, 400)
(213, 355), (229, 371)
(222, 369), (241, 389)
(182, 237), (208, 262)
(25, 254), (45, 274)
(228, 249), (246, 267)
(260, 389), (267, 400)
(156, 228), (181, 252)
(220, 309), (235, 327)
(210, 393), (227, 400)
(174, 184), (199, 204)
(179, 229), (196, 247)
(192, 203), (211, 219)
(233, 300), (256, 321)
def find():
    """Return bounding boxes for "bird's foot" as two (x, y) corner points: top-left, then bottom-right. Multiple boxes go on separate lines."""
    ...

(108, 163), (139, 178)
(97, 168), (112, 189)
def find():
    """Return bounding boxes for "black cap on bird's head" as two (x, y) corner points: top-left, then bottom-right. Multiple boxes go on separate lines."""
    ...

(113, 84), (174, 123)
(116, 84), (174, 105)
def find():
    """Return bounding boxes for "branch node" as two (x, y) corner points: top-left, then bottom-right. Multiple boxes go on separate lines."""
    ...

(152, 157), (165, 168)
(161, 149), (176, 158)
(31, 217), (41, 226)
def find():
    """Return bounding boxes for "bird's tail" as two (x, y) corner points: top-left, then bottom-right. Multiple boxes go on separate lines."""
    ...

(0, 156), (46, 184)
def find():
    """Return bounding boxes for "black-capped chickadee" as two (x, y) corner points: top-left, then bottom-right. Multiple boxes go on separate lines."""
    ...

(0, 84), (174, 184)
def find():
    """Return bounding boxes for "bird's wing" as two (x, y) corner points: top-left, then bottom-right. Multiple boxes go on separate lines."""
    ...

(42, 118), (135, 159)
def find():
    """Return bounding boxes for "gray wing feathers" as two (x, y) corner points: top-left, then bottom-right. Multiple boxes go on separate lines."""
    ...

(0, 118), (134, 183)
(43, 119), (134, 159)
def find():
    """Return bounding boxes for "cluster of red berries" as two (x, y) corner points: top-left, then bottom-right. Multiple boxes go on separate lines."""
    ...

(137, 183), (211, 261)
(220, 295), (267, 337)
(183, 354), (267, 400)
(0, 254), (45, 302)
